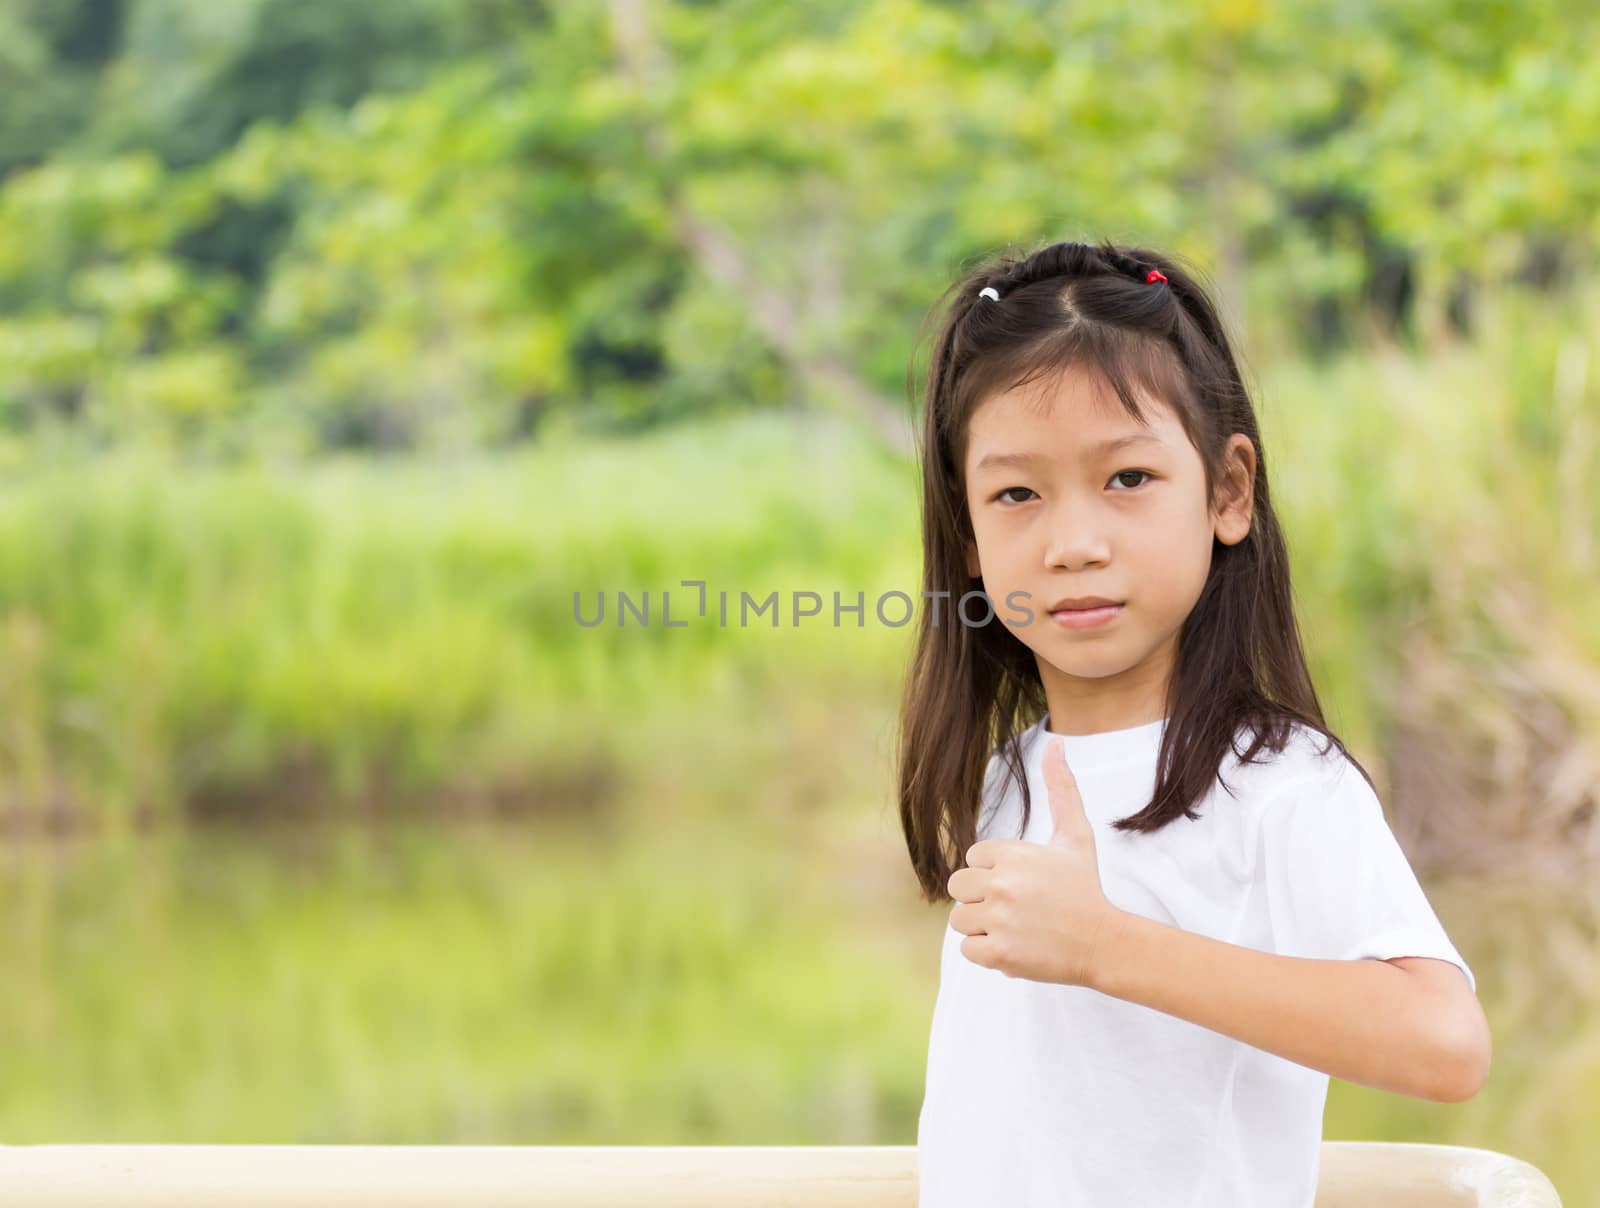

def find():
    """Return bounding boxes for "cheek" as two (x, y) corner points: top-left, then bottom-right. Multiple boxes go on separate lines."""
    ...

(1142, 517), (1215, 595)
(966, 506), (1008, 555)
(970, 519), (1025, 573)
(1121, 505), (1211, 581)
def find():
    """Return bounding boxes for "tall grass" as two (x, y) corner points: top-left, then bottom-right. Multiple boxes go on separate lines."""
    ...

(0, 410), (922, 831)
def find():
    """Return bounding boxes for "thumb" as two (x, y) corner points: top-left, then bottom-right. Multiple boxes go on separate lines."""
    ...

(1043, 739), (1092, 847)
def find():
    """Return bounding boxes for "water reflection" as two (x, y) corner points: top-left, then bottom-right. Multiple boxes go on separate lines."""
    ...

(0, 815), (932, 1145)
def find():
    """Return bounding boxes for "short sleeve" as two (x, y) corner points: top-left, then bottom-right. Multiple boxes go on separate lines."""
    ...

(1257, 756), (1476, 993)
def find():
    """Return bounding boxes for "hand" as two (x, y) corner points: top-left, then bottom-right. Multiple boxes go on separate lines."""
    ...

(947, 738), (1125, 987)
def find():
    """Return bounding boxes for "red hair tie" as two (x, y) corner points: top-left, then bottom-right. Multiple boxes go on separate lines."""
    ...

(1145, 269), (1168, 285)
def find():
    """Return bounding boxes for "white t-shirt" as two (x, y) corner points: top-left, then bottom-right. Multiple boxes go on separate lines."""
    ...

(916, 713), (1474, 1208)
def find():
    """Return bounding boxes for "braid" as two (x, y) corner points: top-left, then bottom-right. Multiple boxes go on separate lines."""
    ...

(977, 240), (1164, 302)
(1101, 247), (1152, 280)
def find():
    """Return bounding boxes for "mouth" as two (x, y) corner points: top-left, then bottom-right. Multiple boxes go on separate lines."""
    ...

(1047, 602), (1124, 629)
(1048, 596), (1122, 612)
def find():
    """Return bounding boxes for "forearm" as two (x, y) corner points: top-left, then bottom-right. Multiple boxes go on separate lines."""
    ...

(1089, 909), (1477, 1102)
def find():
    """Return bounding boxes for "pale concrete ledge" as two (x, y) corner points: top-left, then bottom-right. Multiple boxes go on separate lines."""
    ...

(0, 1141), (1562, 1206)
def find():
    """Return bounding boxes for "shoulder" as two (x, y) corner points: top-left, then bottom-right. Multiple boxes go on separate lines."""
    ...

(1223, 718), (1367, 822)
(1241, 722), (1396, 860)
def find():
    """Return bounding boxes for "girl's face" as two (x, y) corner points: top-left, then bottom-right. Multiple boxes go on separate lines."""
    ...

(962, 364), (1255, 731)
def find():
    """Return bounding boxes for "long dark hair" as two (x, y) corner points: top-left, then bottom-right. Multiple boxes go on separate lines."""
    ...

(897, 237), (1367, 905)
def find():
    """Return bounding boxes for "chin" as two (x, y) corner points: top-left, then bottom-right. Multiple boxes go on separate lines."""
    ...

(1034, 650), (1133, 680)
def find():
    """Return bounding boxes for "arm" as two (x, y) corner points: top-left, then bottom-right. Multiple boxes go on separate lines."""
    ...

(1090, 909), (1492, 1103)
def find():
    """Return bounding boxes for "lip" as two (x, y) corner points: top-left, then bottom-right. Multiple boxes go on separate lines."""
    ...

(1048, 595), (1121, 611)
(1048, 602), (1123, 629)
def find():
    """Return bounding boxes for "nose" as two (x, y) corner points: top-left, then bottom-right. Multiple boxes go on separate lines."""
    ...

(1043, 500), (1111, 570)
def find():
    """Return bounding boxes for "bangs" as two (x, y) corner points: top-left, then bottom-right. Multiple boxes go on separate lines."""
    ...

(947, 318), (1202, 471)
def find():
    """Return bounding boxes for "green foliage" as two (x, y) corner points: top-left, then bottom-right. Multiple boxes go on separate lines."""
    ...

(0, 0), (1596, 449)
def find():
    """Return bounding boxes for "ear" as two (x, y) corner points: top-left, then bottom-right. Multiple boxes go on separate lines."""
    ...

(1213, 434), (1256, 546)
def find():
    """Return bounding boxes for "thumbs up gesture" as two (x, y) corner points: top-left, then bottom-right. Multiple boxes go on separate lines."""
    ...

(947, 738), (1127, 987)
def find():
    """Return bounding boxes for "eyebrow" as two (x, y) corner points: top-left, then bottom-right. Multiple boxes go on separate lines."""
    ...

(973, 433), (1164, 473)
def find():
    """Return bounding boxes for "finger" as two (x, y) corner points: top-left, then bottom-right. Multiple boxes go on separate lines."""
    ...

(959, 932), (1001, 970)
(964, 840), (997, 869)
(949, 901), (985, 936)
(1043, 739), (1092, 846)
(947, 867), (970, 901)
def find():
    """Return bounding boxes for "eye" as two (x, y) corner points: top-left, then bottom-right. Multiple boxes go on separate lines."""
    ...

(1110, 469), (1154, 490)
(991, 471), (1154, 506)
(993, 486), (1037, 504)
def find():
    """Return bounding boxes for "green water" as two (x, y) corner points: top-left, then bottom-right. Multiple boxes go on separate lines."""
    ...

(1, 814), (1593, 1202)
(0, 812), (933, 1144)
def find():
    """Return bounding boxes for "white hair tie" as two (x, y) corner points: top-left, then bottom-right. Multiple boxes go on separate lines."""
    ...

(978, 287), (1000, 301)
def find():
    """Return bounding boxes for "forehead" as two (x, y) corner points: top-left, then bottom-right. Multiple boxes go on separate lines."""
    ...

(964, 365), (1185, 470)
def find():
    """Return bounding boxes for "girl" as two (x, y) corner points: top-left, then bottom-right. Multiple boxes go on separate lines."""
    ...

(899, 238), (1490, 1207)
